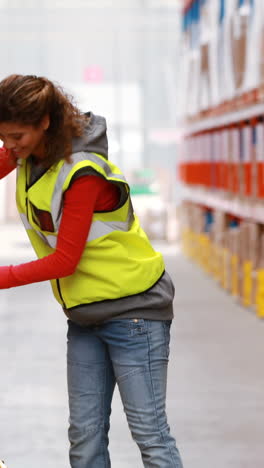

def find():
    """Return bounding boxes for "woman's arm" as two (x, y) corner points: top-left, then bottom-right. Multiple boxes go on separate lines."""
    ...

(0, 175), (119, 288)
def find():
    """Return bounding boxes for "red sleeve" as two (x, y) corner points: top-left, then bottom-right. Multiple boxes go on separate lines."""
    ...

(0, 147), (17, 179)
(0, 175), (120, 288)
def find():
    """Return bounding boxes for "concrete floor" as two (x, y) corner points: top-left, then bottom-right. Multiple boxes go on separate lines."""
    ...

(0, 225), (264, 468)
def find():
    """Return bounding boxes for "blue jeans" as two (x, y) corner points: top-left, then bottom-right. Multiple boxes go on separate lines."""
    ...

(67, 318), (184, 468)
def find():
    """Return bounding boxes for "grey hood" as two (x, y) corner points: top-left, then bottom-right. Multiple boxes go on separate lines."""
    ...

(72, 111), (108, 160)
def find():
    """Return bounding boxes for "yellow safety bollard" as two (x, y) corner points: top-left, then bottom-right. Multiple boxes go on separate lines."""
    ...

(243, 261), (253, 307)
(182, 229), (189, 257)
(193, 232), (198, 263)
(188, 230), (194, 258)
(200, 234), (209, 271)
(188, 229), (195, 259)
(206, 238), (213, 275)
(211, 244), (216, 280)
(256, 269), (264, 318)
(198, 233), (203, 268)
(215, 245), (222, 283)
(222, 248), (229, 290)
(196, 232), (201, 264)
(212, 244), (220, 282)
(231, 255), (239, 298)
(198, 233), (205, 268)
(199, 233), (203, 267)
(203, 235), (210, 273)
(194, 232), (200, 263)
(181, 230), (187, 255)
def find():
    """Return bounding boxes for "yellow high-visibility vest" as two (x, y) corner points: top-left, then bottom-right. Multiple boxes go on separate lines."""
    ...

(16, 152), (165, 309)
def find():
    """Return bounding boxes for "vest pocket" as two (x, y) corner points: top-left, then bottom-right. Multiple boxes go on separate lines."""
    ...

(29, 201), (55, 232)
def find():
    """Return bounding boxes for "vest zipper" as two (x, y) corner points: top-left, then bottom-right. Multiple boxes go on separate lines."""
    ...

(24, 161), (65, 309)
(25, 161), (29, 219)
(26, 197), (29, 219)
(56, 279), (66, 308)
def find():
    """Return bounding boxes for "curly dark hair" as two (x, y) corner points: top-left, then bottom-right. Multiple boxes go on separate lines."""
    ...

(0, 74), (88, 167)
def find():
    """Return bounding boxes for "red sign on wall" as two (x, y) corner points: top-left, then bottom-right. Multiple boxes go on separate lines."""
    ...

(83, 66), (104, 83)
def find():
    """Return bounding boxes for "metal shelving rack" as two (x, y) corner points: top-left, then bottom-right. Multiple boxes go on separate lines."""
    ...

(180, 0), (264, 317)
(180, 0), (264, 222)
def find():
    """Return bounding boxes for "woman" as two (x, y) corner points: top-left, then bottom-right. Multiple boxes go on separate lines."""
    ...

(0, 74), (184, 468)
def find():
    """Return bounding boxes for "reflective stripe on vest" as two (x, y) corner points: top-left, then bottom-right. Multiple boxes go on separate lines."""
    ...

(34, 202), (134, 249)
(20, 212), (51, 246)
(18, 152), (133, 247)
(50, 152), (127, 230)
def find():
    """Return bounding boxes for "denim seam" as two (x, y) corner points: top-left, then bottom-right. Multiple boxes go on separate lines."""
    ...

(146, 323), (160, 433)
(162, 321), (170, 359)
(158, 325), (180, 468)
(102, 362), (107, 467)
(147, 322), (179, 467)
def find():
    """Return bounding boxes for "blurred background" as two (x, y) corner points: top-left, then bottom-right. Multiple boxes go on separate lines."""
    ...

(0, 0), (182, 242)
(1, 1), (264, 467)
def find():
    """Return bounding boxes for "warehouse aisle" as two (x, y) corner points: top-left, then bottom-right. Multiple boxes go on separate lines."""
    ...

(164, 245), (264, 468)
(0, 227), (263, 468)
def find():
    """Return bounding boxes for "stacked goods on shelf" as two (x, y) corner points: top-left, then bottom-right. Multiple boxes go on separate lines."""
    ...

(180, 202), (264, 316)
(179, 117), (264, 199)
(256, 119), (264, 198)
(256, 233), (264, 317)
(181, 0), (264, 118)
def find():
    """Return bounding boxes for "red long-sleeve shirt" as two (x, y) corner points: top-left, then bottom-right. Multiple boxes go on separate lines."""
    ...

(0, 148), (120, 289)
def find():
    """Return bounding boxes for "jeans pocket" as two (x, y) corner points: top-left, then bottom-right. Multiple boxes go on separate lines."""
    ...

(128, 318), (147, 336)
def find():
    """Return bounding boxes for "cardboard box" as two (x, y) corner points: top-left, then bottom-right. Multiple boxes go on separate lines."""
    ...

(231, 9), (248, 90)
